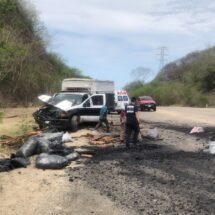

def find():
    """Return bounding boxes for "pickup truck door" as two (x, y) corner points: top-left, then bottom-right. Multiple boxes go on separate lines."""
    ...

(79, 94), (105, 122)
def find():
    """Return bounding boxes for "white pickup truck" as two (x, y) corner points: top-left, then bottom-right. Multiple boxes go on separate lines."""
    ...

(33, 78), (115, 131)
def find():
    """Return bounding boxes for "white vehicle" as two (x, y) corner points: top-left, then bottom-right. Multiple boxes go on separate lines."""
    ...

(114, 90), (130, 113)
(62, 78), (114, 93)
(33, 78), (115, 131)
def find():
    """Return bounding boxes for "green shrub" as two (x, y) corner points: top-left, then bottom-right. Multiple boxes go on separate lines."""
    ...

(126, 81), (211, 107)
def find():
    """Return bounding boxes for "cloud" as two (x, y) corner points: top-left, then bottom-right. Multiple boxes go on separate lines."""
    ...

(32, 0), (215, 35)
(31, 0), (215, 88)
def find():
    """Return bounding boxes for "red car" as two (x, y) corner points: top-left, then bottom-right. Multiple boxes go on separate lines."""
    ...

(138, 96), (156, 111)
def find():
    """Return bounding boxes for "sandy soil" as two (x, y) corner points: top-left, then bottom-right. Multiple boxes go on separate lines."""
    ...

(0, 166), (129, 215)
(0, 107), (37, 136)
(0, 107), (215, 215)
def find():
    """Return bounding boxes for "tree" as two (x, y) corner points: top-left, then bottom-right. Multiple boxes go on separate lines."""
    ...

(201, 66), (215, 92)
(131, 66), (153, 83)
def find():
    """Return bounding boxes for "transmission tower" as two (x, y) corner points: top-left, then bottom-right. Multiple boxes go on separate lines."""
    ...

(158, 46), (168, 70)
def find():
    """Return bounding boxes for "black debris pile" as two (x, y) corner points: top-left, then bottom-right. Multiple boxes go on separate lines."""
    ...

(0, 154), (30, 172)
(0, 132), (79, 172)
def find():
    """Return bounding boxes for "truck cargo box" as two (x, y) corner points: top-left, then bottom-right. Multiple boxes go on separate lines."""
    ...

(62, 78), (114, 93)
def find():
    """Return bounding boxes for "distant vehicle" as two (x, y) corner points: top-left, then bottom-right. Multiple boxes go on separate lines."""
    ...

(138, 96), (156, 111)
(114, 90), (130, 113)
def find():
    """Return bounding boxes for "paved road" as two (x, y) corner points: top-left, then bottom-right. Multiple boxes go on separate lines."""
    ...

(140, 106), (215, 126)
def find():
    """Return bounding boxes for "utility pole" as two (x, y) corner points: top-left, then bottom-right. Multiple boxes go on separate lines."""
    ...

(158, 46), (168, 70)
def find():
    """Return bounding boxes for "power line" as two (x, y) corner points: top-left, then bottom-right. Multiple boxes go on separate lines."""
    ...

(157, 46), (168, 70)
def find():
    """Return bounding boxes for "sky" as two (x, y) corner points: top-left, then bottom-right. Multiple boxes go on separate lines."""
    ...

(31, 0), (215, 89)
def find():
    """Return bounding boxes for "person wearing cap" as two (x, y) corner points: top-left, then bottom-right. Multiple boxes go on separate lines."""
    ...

(125, 97), (140, 148)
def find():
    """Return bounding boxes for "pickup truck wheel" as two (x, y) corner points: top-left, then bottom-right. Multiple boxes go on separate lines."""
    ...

(153, 106), (157, 111)
(70, 115), (79, 132)
(39, 123), (45, 129)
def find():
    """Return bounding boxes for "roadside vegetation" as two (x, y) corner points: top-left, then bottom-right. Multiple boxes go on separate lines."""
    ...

(0, 0), (85, 106)
(0, 111), (3, 122)
(0, 107), (36, 137)
(125, 47), (215, 107)
(15, 113), (36, 136)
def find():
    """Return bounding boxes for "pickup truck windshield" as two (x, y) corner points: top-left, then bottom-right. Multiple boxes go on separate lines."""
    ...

(49, 93), (86, 105)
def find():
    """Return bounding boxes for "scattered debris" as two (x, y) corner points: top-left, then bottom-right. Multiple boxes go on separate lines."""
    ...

(5, 115), (18, 119)
(74, 148), (95, 155)
(36, 153), (69, 170)
(90, 140), (106, 145)
(65, 151), (80, 161)
(0, 131), (41, 146)
(209, 140), (215, 154)
(0, 155), (30, 172)
(0, 131), (80, 171)
(146, 128), (160, 140)
(16, 136), (38, 158)
(89, 133), (119, 146)
(190, 126), (204, 134)
(62, 131), (73, 143)
(81, 154), (93, 158)
(0, 125), (137, 172)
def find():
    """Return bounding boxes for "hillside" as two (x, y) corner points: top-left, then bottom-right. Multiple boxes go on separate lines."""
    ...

(0, 0), (83, 106)
(126, 47), (215, 107)
(156, 47), (215, 93)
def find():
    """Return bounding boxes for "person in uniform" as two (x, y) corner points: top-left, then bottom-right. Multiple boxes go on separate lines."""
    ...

(125, 97), (140, 148)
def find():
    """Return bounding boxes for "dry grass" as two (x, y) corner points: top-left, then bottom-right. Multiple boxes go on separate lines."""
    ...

(0, 107), (38, 156)
(0, 107), (37, 137)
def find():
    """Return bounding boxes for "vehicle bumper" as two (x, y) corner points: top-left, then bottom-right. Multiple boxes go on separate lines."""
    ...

(33, 111), (69, 130)
(140, 104), (156, 110)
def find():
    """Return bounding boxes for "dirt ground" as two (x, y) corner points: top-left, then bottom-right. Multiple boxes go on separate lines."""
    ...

(0, 107), (215, 215)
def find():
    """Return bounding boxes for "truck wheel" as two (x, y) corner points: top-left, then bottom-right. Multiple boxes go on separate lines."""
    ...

(153, 106), (156, 111)
(70, 115), (79, 132)
(39, 123), (45, 129)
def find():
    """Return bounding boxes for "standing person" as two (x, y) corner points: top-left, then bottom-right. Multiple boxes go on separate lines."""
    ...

(95, 103), (110, 132)
(125, 97), (140, 148)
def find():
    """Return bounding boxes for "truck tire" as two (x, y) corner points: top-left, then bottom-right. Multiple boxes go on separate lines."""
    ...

(153, 106), (156, 112)
(70, 115), (79, 132)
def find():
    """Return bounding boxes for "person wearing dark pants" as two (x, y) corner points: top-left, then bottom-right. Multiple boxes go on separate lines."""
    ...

(125, 97), (140, 148)
(95, 104), (110, 132)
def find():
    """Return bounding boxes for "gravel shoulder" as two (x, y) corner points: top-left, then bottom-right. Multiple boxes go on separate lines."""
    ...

(67, 121), (215, 215)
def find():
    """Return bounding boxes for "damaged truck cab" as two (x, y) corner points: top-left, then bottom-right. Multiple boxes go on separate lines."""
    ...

(33, 79), (115, 131)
